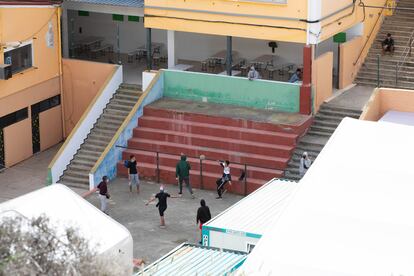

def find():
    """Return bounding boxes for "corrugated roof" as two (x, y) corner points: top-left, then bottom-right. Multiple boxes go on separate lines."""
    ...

(205, 178), (298, 235)
(65, 0), (143, 8)
(137, 243), (246, 276)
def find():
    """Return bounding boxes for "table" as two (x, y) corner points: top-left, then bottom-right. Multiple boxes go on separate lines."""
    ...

(209, 50), (239, 64)
(171, 64), (194, 71)
(219, 70), (241, 76)
(250, 54), (277, 70)
(76, 36), (104, 50)
(136, 42), (164, 55)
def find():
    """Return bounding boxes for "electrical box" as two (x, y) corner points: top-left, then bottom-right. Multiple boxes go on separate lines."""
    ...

(0, 64), (12, 80)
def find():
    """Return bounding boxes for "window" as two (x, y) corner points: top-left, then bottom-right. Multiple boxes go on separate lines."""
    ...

(0, 108), (29, 129)
(31, 95), (61, 116)
(4, 44), (33, 74)
(246, 242), (256, 253)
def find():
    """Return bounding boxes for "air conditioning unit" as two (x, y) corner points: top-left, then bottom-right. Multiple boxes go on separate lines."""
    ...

(0, 64), (12, 80)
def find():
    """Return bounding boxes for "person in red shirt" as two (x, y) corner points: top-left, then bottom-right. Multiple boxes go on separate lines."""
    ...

(83, 176), (110, 214)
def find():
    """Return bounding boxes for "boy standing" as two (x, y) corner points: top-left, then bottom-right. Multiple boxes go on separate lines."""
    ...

(175, 154), (194, 198)
(128, 155), (140, 193)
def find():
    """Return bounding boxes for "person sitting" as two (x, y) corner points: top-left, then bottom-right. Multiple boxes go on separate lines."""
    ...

(382, 33), (395, 54)
(289, 68), (302, 83)
(247, 66), (260, 80)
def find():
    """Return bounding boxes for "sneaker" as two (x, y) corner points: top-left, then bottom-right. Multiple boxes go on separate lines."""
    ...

(216, 196), (222, 199)
(178, 193), (182, 197)
(159, 225), (166, 229)
(191, 194), (195, 199)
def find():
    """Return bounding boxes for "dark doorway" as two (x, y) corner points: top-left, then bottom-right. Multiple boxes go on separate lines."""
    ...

(0, 129), (4, 170)
(31, 113), (40, 154)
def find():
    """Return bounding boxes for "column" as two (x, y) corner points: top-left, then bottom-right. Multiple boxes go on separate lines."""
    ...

(226, 36), (232, 76)
(167, 30), (176, 69)
(300, 45), (312, 115)
(61, 8), (69, 58)
(146, 28), (152, 71)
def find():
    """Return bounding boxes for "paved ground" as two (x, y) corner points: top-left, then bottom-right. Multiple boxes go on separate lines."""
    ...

(86, 178), (242, 265)
(150, 98), (310, 126)
(0, 144), (64, 203)
(0, 146), (242, 267)
(328, 85), (375, 110)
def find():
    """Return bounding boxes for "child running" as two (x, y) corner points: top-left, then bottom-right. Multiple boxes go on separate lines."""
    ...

(145, 185), (178, 228)
(216, 160), (232, 199)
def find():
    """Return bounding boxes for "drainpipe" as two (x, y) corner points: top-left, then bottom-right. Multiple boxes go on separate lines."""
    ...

(226, 36), (232, 76)
(57, 6), (67, 139)
(146, 28), (152, 71)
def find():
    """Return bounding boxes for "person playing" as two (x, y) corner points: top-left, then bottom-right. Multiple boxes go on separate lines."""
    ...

(289, 68), (302, 83)
(216, 160), (232, 199)
(83, 176), (110, 214)
(299, 152), (312, 177)
(127, 155), (140, 193)
(145, 186), (178, 228)
(176, 153), (194, 198)
(196, 199), (211, 244)
(247, 66), (260, 80)
(382, 33), (395, 54)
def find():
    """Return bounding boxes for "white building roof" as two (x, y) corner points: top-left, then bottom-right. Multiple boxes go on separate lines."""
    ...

(204, 178), (298, 236)
(0, 184), (133, 269)
(137, 243), (246, 276)
(238, 118), (414, 276)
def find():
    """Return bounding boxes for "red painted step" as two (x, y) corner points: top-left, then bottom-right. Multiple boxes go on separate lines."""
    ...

(131, 129), (293, 158)
(137, 116), (298, 146)
(143, 107), (311, 135)
(126, 139), (289, 169)
(117, 162), (265, 195)
(119, 149), (283, 181)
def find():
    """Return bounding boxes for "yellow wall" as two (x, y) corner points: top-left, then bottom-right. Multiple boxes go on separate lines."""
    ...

(313, 51), (333, 113)
(0, 6), (61, 99)
(4, 118), (32, 167)
(145, 0), (308, 43)
(62, 59), (117, 136)
(40, 105), (63, 151)
(339, 36), (363, 89)
(360, 88), (414, 121)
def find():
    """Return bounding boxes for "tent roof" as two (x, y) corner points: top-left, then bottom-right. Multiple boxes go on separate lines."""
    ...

(205, 178), (297, 235)
(239, 118), (414, 276)
(0, 184), (131, 253)
(137, 243), (246, 276)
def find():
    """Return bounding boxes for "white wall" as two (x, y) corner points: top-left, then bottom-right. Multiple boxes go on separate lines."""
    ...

(68, 10), (167, 54)
(208, 230), (259, 253)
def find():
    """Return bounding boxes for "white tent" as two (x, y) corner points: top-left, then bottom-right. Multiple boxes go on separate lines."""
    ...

(203, 178), (297, 252)
(0, 184), (133, 275)
(238, 118), (414, 276)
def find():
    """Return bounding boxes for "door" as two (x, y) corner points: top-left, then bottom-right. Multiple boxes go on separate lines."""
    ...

(31, 113), (40, 154)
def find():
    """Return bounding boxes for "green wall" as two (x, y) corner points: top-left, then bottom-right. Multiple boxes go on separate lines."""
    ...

(163, 70), (300, 113)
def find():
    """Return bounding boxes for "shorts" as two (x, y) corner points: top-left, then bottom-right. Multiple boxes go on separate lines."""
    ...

(223, 174), (232, 182)
(129, 173), (140, 186)
(158, 206), (167, 217)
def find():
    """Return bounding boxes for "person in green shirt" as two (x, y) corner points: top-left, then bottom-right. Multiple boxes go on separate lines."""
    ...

(175, 153), (194, 198)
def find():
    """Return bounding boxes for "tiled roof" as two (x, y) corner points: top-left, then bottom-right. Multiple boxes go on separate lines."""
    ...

(65, 0), (143, 8)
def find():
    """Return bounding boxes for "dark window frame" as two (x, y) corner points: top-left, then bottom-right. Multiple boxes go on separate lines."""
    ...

(31, 95), (61, 116)
(0, 108), (29, 129)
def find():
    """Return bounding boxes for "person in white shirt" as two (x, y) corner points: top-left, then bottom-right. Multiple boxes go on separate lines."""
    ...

(247, 66), (260, 80)
(216, 160), (232, 199)
(299, 152), (312, 177)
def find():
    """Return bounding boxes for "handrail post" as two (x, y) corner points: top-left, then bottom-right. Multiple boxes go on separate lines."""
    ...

(410, 37), (412, 57)
(377, 54), (380, 88)
(395, 64), (398, 86)
(200, 158), (203, 190)
(156, 151), (160, 183)
(244, 164), (247, 196)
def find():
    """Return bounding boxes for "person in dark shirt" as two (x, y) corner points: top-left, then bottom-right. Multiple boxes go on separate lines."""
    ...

(83, 176), (110, 214)
(128, 155), (140, 193)
(146, 186), (178, 228)
(196, 199), (211, 244)
(175, 153), (194, 198)
(382, 33), (395, 54)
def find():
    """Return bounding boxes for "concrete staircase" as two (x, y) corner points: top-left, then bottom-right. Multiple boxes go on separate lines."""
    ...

(284, 103), (361, 181)
(59, 83), (142, 188)
(356, 0), (414, 89)
(117, 101), (311, 195)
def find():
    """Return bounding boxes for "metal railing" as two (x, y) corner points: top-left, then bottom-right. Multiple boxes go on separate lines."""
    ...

(116, 145), (284, 196)
(395, 30), (414, 85)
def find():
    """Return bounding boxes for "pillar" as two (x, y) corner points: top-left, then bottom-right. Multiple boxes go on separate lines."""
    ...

(300, 45), (312, 115)
(61, 8), (69, 58)
(226, 36), (232, 76)
(167, 30), (176, 69)
(146, 28), (152, 71)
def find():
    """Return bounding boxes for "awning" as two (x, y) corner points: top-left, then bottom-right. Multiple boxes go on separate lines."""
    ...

(63, 0), (144, 16)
